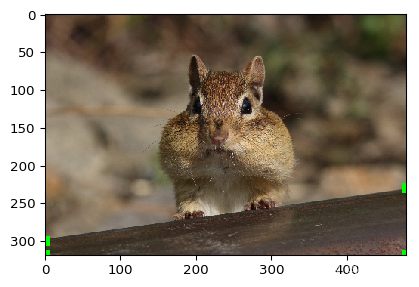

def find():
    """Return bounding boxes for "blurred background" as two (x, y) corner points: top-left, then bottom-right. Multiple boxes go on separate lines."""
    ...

(45, 15), (406, 237)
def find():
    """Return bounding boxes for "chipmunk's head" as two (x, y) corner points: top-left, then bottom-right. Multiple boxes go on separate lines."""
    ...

(187, 55), (265, 153)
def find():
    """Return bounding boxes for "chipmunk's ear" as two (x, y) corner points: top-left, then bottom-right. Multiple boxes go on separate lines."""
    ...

(244, 56), (265, 103)
(189, 55), (208, 96)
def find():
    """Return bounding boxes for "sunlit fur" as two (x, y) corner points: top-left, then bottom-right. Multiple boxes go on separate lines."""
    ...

(159, 56), (295, 217)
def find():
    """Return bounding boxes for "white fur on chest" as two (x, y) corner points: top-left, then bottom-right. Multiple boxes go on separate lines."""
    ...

(196, 174), (252, 216)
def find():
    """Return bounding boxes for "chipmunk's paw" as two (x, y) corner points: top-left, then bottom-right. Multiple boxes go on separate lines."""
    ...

(244, 198), (276, 211)
(173, 210), (205, 220)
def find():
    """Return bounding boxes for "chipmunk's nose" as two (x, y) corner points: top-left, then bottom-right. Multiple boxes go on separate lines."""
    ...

(211, 130), (229, 146)
(210, 120), (229, 146)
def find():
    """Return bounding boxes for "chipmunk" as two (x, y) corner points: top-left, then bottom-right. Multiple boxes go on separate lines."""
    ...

(159, 55), (295, 220)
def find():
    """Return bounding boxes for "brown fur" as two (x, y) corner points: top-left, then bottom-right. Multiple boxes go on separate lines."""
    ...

(159, 55), (295, 219)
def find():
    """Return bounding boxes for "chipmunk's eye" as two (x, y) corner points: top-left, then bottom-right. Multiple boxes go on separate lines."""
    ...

(192, 98), (202, 114)
(241, 97), (252, 114)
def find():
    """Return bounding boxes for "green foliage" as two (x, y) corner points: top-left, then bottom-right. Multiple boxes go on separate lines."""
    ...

(357, 15), (406, 60)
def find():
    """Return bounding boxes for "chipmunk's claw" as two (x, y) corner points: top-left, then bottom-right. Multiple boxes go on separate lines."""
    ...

(173, 210), (205, 220)
(244, 198), (276, 211)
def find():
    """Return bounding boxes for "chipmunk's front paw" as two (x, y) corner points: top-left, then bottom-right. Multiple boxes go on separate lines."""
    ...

(173, 210), (205, 220)
(244, 198), (276, 211)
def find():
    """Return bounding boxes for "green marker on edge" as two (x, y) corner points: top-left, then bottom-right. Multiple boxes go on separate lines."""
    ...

(402, 184), (406, 256)
(46, 236), (50, 255)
